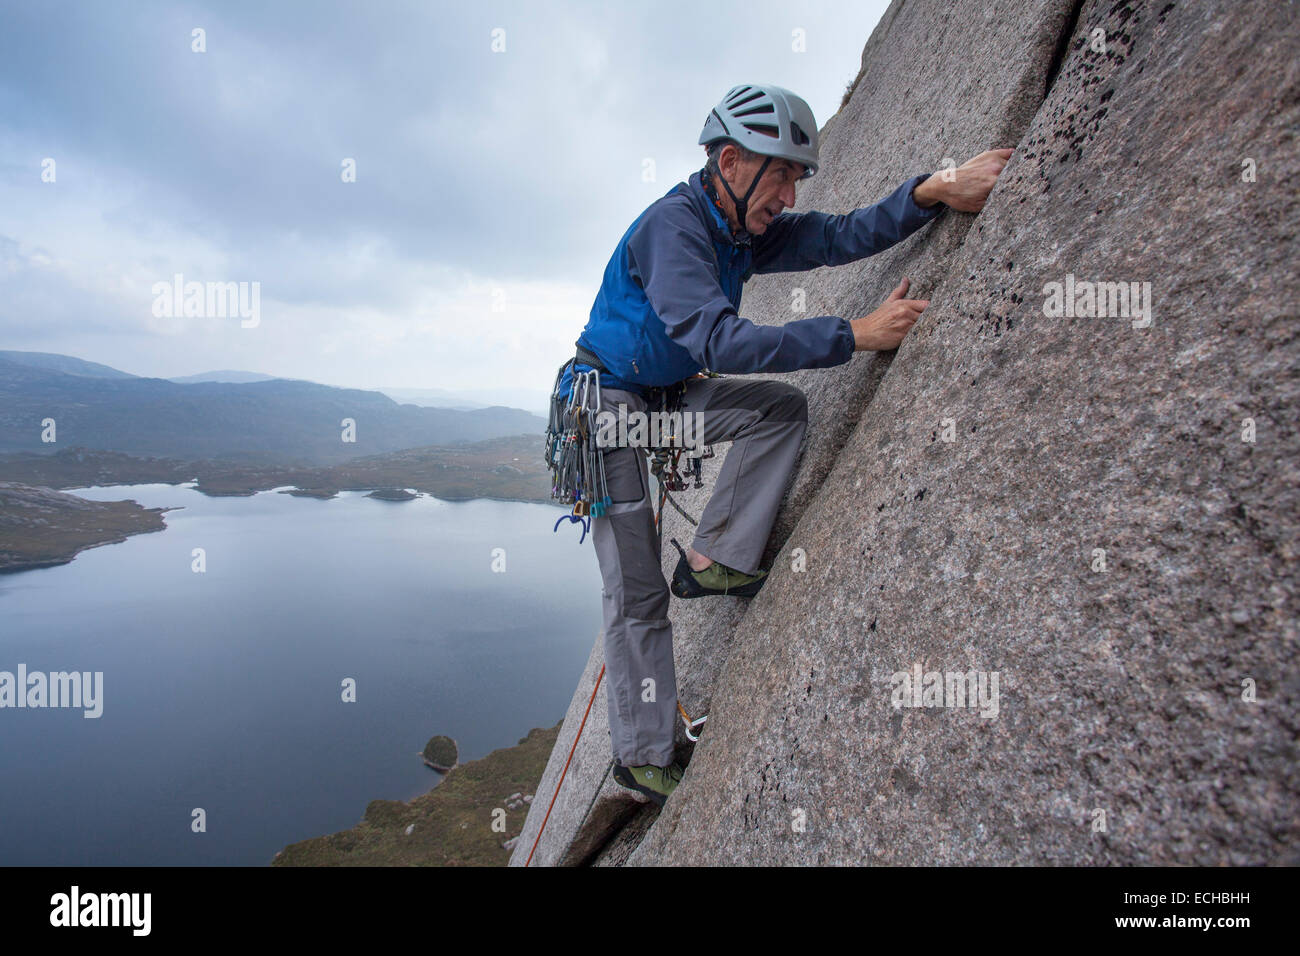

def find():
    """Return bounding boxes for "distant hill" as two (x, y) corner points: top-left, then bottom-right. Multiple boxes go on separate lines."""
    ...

(0, 357), (546, 465)
(456, 386), (552, 419)
(377, 386), (487, 410)
(168, 370), (280, 384)
(0, 350), (137, 379)
(378, 385), (551, 417)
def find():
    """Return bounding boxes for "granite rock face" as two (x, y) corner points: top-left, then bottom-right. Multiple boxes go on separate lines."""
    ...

(515, 0), (1299, 866)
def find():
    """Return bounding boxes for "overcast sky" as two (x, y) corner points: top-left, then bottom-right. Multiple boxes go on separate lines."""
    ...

(0, 0), (889, 397)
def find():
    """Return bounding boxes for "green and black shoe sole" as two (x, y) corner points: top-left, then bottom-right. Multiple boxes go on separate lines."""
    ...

(612, 763), (674, 807)
(668, 538), (768, 599)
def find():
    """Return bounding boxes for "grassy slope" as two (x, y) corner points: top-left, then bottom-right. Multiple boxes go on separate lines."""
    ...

(0, 484), (169, 572)
(272, 722), (560, 867)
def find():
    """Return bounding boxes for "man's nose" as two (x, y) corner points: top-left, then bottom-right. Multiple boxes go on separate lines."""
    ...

(780, 183), (796, 208)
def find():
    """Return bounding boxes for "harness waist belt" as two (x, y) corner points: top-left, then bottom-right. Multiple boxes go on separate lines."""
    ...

(575, 343), (696, 407)
(574, 343), (608, 373)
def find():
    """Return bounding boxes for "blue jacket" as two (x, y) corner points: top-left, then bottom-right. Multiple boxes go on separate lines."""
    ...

(560, 168), (944, 399)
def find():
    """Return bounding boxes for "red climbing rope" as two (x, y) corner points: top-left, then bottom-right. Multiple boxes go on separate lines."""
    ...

(525, 663), (604, 867)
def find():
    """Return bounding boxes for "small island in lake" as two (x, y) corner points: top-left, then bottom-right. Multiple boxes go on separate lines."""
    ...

(422, 735), (459, 772)
(367, 488), (417, 501)
(280, 488), (339, 499)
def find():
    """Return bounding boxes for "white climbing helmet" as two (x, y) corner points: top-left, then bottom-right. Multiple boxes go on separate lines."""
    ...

(698, 83), (820, 179)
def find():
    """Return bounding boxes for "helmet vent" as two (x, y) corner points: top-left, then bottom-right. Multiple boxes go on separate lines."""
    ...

(742, 123), (780, 138)
(789, 122), (810, 146)
(733, 104), (775, 118)
(727, 89), (765, 108)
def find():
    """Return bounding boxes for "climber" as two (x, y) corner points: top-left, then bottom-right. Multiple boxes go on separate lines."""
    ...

(553, 83), (1012, 807)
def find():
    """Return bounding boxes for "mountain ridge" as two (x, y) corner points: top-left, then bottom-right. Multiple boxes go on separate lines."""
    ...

(0, 356), (545, 465)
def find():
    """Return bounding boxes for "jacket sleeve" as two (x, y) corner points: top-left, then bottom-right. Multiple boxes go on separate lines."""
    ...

(750, 173), (944, 274)
(626, 202), (855, 375)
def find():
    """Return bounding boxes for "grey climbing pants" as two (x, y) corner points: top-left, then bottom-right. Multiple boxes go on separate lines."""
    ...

(591, 375), (809, 767)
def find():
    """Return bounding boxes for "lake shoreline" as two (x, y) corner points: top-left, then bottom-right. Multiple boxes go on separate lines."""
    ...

(273, 722), (561, 866)
(1, 477), (599, 866)
(0, 466), (568, 575)
(0, 436), (555, 503)
(0, 482), (176, 574)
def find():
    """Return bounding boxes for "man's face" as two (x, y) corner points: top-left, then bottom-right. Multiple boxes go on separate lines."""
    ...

(719, 145), (805, 234)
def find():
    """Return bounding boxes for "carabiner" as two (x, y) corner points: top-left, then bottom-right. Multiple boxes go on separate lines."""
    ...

(677, 701), (708, 742)
(552, 512), (590, 544)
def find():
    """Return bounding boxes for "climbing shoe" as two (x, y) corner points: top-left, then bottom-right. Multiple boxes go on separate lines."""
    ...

(612, 761), (684, 807)
(668, 538), (768, 599)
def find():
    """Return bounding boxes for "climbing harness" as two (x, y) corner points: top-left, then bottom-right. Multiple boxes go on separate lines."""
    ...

(543, 358), (717, 547)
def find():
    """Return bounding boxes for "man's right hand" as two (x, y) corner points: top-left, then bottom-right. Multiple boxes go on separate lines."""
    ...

(851, 277), (928, 351)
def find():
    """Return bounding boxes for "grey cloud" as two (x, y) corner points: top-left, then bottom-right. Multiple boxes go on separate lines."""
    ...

(0, 0), (890, 385)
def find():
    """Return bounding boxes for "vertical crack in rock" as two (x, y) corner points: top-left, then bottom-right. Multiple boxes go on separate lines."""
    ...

(1044, 0), (1089, 98)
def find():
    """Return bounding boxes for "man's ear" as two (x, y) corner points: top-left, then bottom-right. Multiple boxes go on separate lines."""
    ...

(718, 144), (736, 180)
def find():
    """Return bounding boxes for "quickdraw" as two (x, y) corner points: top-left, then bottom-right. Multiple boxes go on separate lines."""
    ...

(543, 361), (718, 547)
(544, 361), (611, 539)
(645, 374), (716, 551)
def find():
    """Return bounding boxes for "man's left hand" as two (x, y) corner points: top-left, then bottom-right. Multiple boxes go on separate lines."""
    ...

(913, 148), (1014, 213)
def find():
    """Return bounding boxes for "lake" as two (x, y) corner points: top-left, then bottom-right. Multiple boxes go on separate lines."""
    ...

(0, 483), (601, 865)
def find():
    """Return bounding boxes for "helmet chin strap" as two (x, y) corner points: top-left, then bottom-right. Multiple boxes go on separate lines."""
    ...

(712, 154), (772, 244)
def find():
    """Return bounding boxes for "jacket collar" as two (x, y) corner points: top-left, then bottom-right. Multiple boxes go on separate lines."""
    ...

(683, 170), (747, 248)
